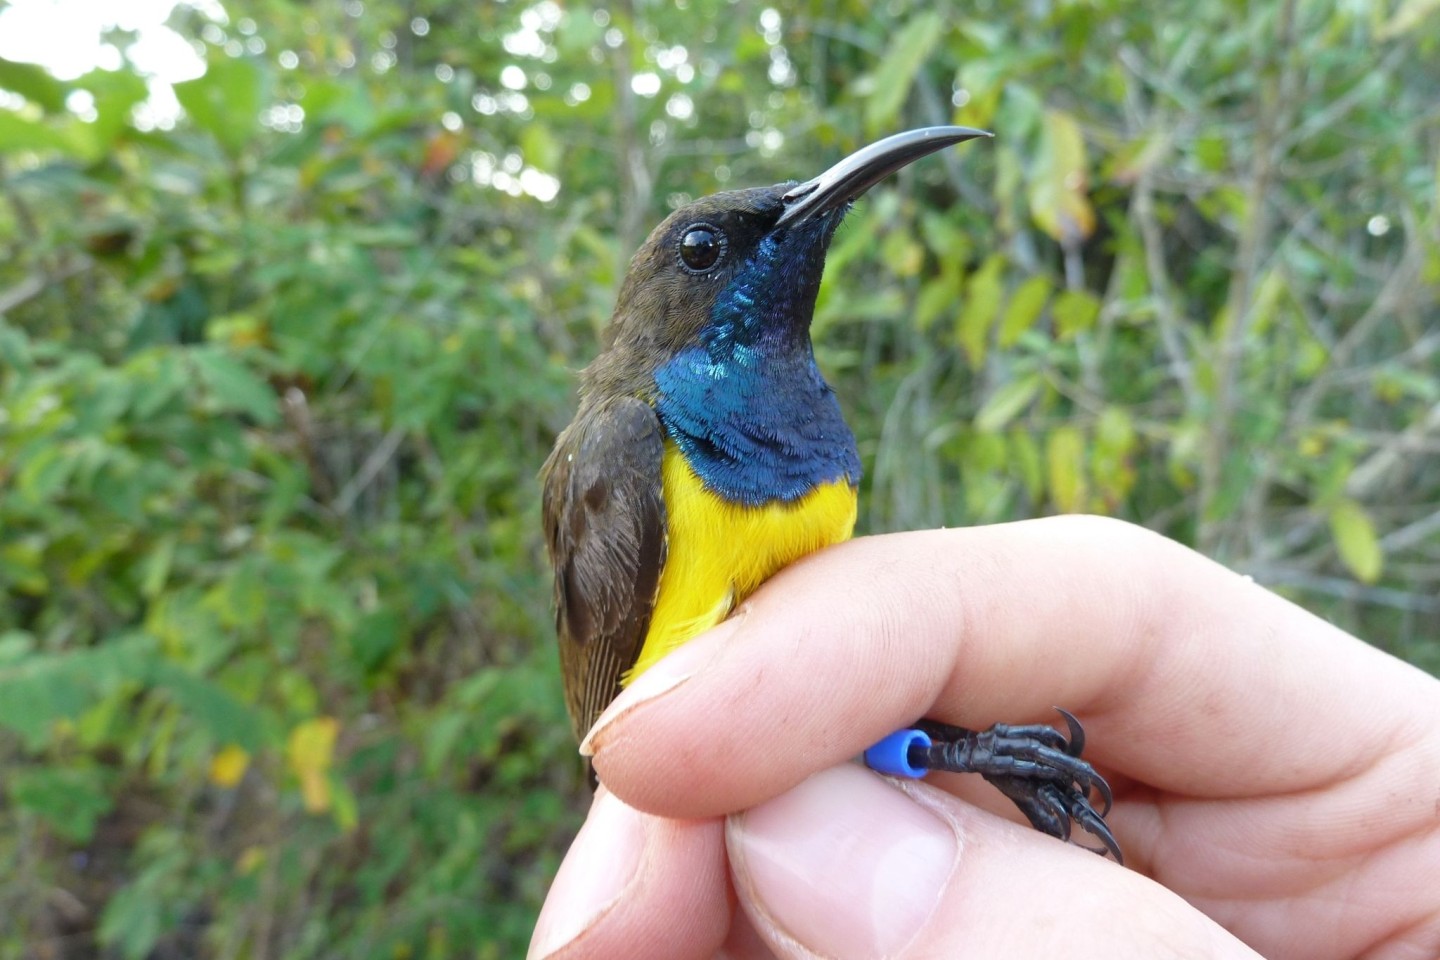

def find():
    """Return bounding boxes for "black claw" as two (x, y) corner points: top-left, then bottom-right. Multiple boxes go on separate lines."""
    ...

(1052, 707), (1112, 815)
(906, 710), (1123, 864)
(1054, 782), (1123, 865)
(1055, 706), (1085, 757)
(1077, 809), (1124, 865)
(1043, 787), (1073, 843)
(1093, 769), (1114, 817)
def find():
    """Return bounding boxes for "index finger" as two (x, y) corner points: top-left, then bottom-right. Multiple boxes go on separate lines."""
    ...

(584, 516), (1439, 819)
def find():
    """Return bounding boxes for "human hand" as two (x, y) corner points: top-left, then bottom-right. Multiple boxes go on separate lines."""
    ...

(528, 516), (1440, 959)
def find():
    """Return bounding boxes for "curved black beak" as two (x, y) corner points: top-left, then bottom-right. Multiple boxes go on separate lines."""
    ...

(776, 125), (992, 228)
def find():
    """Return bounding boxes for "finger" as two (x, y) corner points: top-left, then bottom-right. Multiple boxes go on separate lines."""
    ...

(714, 909), (779, 960)
(584, 516), (1439, 818)
(528, 790), (730, 960)
(728, 764), (1263, 960)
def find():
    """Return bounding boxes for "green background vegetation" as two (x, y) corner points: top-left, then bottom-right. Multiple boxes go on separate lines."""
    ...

(1, 0), (1437, 956)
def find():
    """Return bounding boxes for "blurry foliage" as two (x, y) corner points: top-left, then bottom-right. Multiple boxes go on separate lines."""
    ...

(0, 0), (1437, 956)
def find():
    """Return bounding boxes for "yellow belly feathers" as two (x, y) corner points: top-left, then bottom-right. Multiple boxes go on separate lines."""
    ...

(624, 441), (857, 681)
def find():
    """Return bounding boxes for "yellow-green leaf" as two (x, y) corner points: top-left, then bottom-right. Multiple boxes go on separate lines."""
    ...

(209, 744), (250, 789)
(1054, 289), (1100, 339)
(139, 534), (175, 599)
(0, 110), (88, 158)
(1379, 0), (1440, 39)
(1249, 269), (1288, 337)
(1329, 499), (1383, 584)
(1046, 425), (1087, 513)
(956, 254), (1005, 368)
(975, 373), (1042, 433)
(191, 347), (280, 425)
(1028, 109), (1095, 244)
(881, 230), (923, 277)
(0, 57), (68, 112)
(520, 123), (561, 173)
(954, 59), (1003, 130)
(865, 13), (945, 132)
(287, 717), (340, 814)
(1092, 406), (1138, 503)
(998, 276), (1050, 347)
(1107, 131), (1172, 185)
(174, 56), (264, 157)
(1094, 406), (1136, 456)
(329, 777), (359, 833)
(914, 268), (961, 332)
(1010, 428), (1044, 500)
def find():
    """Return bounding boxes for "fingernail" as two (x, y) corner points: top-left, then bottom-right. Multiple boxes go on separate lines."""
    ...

(729, 765), (958, 960)
(528, 791), (648, 959)
(579, 615), (742, 757)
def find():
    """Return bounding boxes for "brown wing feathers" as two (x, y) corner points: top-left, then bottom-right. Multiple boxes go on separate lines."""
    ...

(540, 397), (667, 740)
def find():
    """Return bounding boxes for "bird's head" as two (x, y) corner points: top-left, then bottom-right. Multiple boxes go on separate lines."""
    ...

(594, 126), (991, 382)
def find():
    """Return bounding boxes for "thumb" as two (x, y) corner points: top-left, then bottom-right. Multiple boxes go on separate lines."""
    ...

(726, 764), (1259, 959)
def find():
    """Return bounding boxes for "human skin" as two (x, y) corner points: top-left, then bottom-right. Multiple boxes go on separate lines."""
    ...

(527, 515), (1440, 959)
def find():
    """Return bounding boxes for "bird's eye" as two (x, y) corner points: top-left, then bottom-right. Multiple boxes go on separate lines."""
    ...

(677, 223), (726, 274)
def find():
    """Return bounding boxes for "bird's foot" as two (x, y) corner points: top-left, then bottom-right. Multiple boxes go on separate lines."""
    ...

(869, 709), (1123, 864)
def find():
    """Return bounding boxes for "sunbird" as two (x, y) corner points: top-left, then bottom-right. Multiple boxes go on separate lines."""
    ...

(542, 127), (1120, 860)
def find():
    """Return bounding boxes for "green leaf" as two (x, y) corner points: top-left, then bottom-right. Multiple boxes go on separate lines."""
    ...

(150, 662), (266, 751)
(10, 766), (113, 842)
(16, 443), (78, 504)
(914, 269), (961, 332)
(865, 13), (945, 132)
(1009, 428), (1044, 500)
(0, 57), (68, 112)
(1094, 406), (1136, 455)
(97, 831), (189, 960)
(0, 110), (80, 155)
(349, 608), (404, 672)
(1046, 425), (1087, 513)
(128, 350), (189, 418)
(174, 56), (263, 156)
(1053, 289), (1100, 339)
(99, 882), (165, 960)
(881, 230), (923, 277)
(0, 319), (32, 369)
(919, 212), (973, 263)
(0, 631), (34, 664)
(1195, 136), (1227, 172)
(975, 373), (1042, 432)
(1028, 109), (1095, 244)
(520, 123), (561, 173)
(998, 276), (1050, 346)
(140, 535), (176, 599)
(0, 657), (90, 746)
(956, 254), (1005, 368)
(0, 633), (159, 747)
(1379, 0), (1440, 39)
(1092, 406), (1137, 502)
(79, 67), (147, 147)
(191, 347), (279, 425)
(1329, 499), (1383, 584)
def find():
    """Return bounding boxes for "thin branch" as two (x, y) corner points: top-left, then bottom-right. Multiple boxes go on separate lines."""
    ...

(0, 273), (45, 315)
(280, 386), (336, 502)
(1286, 210), (1428, 438)
(0, 259), (92, 315)
(1345, 401), (1440, 498)
(1198, 0), (1300, 555)
(1381, 508), (1440, 554)
(1132, 173), (1199, 405)
(332, 423), (407, 516)
(1276, 48), (1405, 154)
